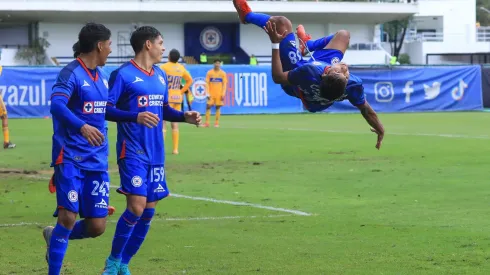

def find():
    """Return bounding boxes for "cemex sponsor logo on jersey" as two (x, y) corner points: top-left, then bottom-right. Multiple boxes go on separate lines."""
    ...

(83, 101), (107, 114)
(137, 94), (164, 107)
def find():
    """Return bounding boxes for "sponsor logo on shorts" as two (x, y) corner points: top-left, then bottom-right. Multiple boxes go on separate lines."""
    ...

(131, 176), (143, 187)
(154, 184), (166, 193)
(68, 190), (78, 202)
(95, 198), (108, 209)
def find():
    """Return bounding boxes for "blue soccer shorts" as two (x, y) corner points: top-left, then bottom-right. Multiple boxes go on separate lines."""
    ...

(310, 48), (344, 65)
(53, 163), (110, 218)
(279, 33), (307, 72)
(116, 158), (170, 203)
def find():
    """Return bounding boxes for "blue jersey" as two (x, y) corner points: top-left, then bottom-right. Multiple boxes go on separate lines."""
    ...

(51, 58), (109, 171)
(287, 61), (365, 113)
(108, 60), (168, 165)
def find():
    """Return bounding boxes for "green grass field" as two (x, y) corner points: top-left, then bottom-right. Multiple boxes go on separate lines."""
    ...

(2, 112), (490, 275)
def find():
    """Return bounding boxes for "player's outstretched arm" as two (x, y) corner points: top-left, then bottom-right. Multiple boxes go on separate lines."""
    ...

(162, 104), (201, 126)
(357, 101), (384, 150)
(264, 21), (289, 85)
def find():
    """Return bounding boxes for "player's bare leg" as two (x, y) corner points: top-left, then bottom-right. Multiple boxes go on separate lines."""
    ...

(203, 104), (212, 127)
(1, 115), (15, 149)
(215, 106), (221, 127)
(170, 122), (179, 154)
(296, 25), (350, 56)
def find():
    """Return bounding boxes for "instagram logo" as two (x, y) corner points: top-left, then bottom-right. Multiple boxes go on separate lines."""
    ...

(374, 82), (395, 103)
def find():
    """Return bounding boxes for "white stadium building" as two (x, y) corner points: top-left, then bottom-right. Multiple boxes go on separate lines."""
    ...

(0, 0), (486, 66)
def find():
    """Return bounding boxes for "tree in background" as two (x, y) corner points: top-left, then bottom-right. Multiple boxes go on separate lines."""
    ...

(383, 17), (410, 59)
(477, 0), (490, 26)
(15, 37), (50, 65)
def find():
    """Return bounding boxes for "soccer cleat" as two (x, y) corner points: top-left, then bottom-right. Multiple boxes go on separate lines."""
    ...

(214, 124), (220, 128)
(296, 25), (312, 56)
(118, 264), (131, 275)
(42, 226), (54, 263)
(108, 206), (116, 216)
(172, 150), (179, 155)
(3, 142), (16, 149)
(233, 0), (252, 24)
(101, 256), (121, 275)
(201, 123), (210, 128)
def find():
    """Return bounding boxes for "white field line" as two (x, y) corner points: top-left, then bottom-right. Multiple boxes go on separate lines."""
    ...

(0, 214), (294, 228)
(170, 193), (312, 216)
(11, 175), (313, 217)
(228, 126), (490, 140)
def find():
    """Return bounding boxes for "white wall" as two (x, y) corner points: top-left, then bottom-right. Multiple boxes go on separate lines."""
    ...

(38, 22), (185, 58)
(328, 24), (374, 43)
(40, 22), (384, 64)
(239, 23), (375, 56)
(343, 50), (388, 65)
(404, 42), (424, 64)
(416, 0), (477, 47)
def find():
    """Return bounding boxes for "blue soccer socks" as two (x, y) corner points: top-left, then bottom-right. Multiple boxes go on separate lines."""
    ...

(121, 208), (156, 264)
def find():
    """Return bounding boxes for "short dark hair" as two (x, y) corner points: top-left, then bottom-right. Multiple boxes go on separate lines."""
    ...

(130, 26), (161, 54)
(168, 49), (180, 63)
(213, 59), (221, 63)
(319, 74), (347, 101)
(76, 23), (111, 55)
(72, 42), (80, 58)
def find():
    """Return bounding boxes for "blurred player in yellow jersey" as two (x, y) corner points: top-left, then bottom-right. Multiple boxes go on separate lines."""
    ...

(0, 65), (16, 149)
(160, 49), (192, 154)
(203, 59), (227, 128)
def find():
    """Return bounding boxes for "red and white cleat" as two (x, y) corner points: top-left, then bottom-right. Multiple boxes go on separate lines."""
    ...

(296, 24), (312, 56)
(233, 0), (252, 24)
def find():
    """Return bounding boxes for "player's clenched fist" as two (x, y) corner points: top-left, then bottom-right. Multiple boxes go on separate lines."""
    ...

(184, 111), (202, 126)
(80, 124), (105, 146)
(137, 111), (160, 128)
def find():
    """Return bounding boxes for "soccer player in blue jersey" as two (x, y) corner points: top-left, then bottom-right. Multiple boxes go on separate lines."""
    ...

(233, 0), (385, 149)
(42, 23), (112, 275)
(101, 26), (201, 275)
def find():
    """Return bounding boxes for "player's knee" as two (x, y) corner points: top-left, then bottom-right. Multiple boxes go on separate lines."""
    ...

(87, 225), (106, 238)
(89, 227), (105, 237)
(270, 16), (292, 34)
(335, 30), (350, 43)
(85, 218), (107, 237)
(57, 209), (77, 229)
(126, 204), (145, 217)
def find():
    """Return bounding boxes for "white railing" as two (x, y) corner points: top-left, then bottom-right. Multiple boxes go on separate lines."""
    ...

(477, 26), (490, 42)
(405, 31), (444, 42)
(348, 43), (382, 51)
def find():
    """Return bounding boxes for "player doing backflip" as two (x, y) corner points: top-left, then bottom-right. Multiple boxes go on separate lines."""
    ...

(233, 0), (385, 149)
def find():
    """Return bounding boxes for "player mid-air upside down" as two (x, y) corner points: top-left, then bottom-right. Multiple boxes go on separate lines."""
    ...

(232, 0), (385, 149)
